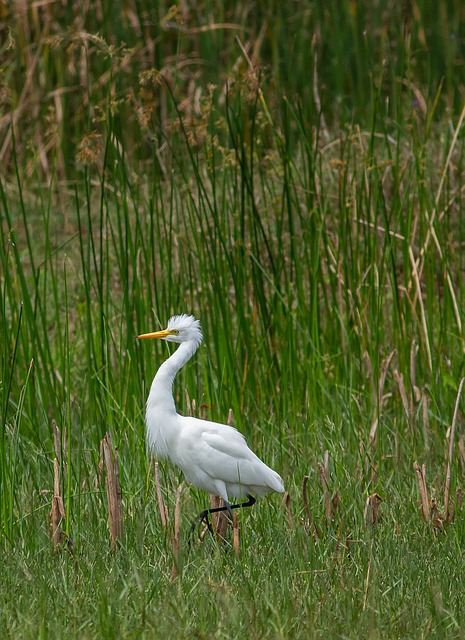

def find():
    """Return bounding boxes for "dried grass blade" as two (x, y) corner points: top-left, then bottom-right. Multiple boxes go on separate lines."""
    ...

(318, 451), (334, 521)
(414, 461), (431, 522)
(50, 458), (66, 550)
(394, 369), (413, 432)
(444, 377), (465, 521)
(302, 475), (320, 539)
(280, 491), (294, 528)
(369, 350), (395, 444)
(363, 493), (382, 528)
(233, 512), (240, 557)
(171, 484), (183, 581)
(52, 420), (61, 461)
(154, 462), (169, 528)
(102, 432), (123, 548)
(210, 495), (228, 541)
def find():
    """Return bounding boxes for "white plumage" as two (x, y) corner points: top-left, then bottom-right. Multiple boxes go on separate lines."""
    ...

(138, 314), (284, 511)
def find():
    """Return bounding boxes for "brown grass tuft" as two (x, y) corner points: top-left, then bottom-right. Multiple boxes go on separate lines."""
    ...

(171, 484), (183, 581)
(363, 493), (382, 528)
(154, 461), (169, 528)
(100, 432), (123, 549)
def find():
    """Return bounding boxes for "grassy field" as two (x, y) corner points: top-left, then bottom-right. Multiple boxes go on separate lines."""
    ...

(2, 1), (465, 638)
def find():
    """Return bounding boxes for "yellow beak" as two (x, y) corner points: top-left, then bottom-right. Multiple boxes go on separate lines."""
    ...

(136, 329), (175, 340)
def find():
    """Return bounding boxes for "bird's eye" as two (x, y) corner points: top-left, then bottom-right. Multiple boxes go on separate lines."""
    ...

(171, 329), (180, 335)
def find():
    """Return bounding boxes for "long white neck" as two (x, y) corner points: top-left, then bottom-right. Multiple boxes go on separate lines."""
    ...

(147, 340), (199, 415)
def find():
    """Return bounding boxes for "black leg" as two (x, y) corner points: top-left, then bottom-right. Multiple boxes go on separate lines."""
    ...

(202, 494), (256, 520)
(188, 494), (256, 544)
(188, 508), (213, 544)
(230, 494), (256, 511)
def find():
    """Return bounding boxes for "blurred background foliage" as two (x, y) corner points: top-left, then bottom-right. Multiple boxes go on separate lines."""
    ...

(1, 0), (465, 181)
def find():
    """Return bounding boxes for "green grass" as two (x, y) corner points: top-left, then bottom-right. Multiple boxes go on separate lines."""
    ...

(2, 2), (465, 638)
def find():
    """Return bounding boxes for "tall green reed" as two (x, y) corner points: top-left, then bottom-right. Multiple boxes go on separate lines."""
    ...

(1, 69), (465, 547)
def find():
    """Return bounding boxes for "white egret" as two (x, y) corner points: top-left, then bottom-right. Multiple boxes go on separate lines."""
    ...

(137, 314), (284, 535)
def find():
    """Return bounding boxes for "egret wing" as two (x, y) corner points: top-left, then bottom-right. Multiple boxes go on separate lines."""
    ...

(174, 417), (283, 494)
(199, 427), (278, 487)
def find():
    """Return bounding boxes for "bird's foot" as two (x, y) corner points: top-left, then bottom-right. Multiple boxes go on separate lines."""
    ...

(188, 495), (256, 546)
(188, 509), (213, 546)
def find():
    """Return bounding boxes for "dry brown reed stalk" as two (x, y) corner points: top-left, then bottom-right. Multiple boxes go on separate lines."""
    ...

(0, 18), (48, 171)
(406, 107), (465, 371)
(354, 218), (405, 241)
(171, 484), (183, 581)
(205, 409), (234, 542)
(364, 350), (395, 482)
(368, 350), (396, 446)
(302, 476), (320, 539)
(445, 489), (463, 526)
(50, 458), (66, 551)
(406, 247), (433, 373)
(280, 491), (294, 529)
(443, 377), (465, 522)
(209, 495), (229, 541)
(431, 502), (445, 532)
(318, 451), (338, 522)
(414, 461), (431, 522)
(421, 387), (430, 453)
(408, 103), (465, 350)
(394, 369), (414, 434)
(458, 435), (465, 477)
(363, 493), (382, 529)
(101, 432), (123, 549)
(362, 539), (374, 612)
(233, 512), (240, 557)
(52, 419), (61, 462)
(49, 421), (72, 551)
(154, 462), (169, 528)
(410, 341), (421, 406)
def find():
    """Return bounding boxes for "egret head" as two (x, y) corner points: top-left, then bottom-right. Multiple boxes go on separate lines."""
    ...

(137, 314), (203, 346)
